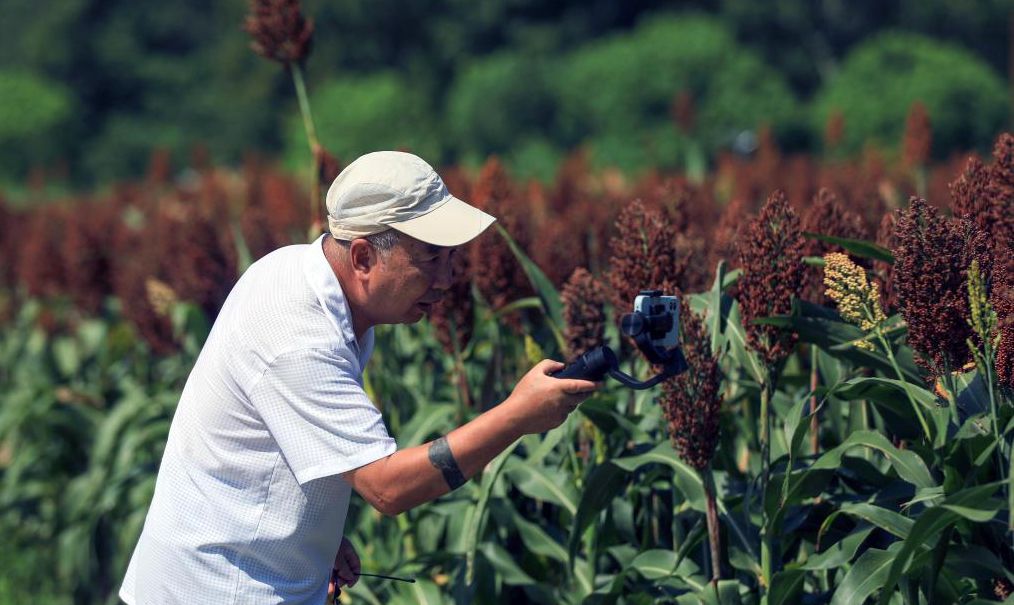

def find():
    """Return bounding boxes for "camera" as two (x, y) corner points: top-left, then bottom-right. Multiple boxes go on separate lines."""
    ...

(622, 291), (681, 364)
(551, 290), (688, 389)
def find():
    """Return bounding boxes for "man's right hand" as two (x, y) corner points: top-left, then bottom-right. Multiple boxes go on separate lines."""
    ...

(505, 360), (600, 434)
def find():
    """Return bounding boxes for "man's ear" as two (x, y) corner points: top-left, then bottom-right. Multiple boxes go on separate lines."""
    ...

(348, 239), (377, 275)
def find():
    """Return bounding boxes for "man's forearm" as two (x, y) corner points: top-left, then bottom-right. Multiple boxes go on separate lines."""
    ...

(346, 400), (524, 515)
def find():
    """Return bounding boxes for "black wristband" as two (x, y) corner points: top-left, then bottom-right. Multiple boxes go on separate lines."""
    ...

(428, 436), (466, 490)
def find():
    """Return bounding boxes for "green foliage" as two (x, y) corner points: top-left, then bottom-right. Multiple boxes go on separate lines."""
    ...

(813, 31), (1010, 156)
(446, 52), (557, 159)
(285, 72), (441, 168)
(0, 70), (73, 180)
(551, 14), (799, 171)
(0, 71), (72, 142)
(3, 198), (1014, 603)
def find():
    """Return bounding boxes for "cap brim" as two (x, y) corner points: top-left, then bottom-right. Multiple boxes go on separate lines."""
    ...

(387, 196), (496, 247)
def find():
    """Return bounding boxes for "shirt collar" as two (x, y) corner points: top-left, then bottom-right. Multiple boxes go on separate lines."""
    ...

(303, 235), (374, 366)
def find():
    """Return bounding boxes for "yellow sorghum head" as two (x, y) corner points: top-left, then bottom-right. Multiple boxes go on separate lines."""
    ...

(823, 252), (887, 350)
(145, 278), (178, 318)
(967, 259), (996, 342)
(524, 334), (545, 366)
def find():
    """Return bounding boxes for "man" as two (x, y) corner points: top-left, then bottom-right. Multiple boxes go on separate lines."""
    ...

(119, 151), (599, 604)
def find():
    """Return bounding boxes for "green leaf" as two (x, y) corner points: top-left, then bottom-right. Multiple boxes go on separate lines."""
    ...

(835, 502), (914, 539)
(628, 550), (679, 581)
(769, 569), (806, 605)
(765, 300), (922, 383)
(396, 403), (455, 448)
(802, 232), (894, 263)
(479, 541), (535, 585)
(497, 223), (564, 334)
(511, 511), (568, 563)
(878, 483), (1004, 605)
(464, 442), (518, 585)
(568, 462), (626, 568)
(393, 578), (445, 605)
(830, 545), (899, 605)
(613, 442), (707, 512)
(780, 430), (935, 511)
(725, 299), (766, 384)
(504, 460), (578, 516)
(803, 527), (874, 570)
(830, 376), (938, 411)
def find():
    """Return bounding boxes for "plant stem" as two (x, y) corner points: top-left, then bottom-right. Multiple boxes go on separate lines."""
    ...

(759, 377), (773, 602)
(289, 62), (319, 151)
(703, 468), (722, 584)
(810, 346), (819, 455)
(876, 330), (932, 442)
(288, 62), (322, 231)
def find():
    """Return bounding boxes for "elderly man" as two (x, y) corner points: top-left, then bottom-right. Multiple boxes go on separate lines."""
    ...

(119, 151), (599, 604)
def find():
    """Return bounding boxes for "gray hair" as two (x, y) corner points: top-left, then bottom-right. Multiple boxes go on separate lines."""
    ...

(333, 229), (401, 257)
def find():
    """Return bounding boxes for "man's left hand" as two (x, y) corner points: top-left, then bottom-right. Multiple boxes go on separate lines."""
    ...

(330, 536), (361, 592)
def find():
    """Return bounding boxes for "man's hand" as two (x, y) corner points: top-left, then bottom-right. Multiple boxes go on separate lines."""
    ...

(505, 360), (600, 434)
(329, 536), (361, 596)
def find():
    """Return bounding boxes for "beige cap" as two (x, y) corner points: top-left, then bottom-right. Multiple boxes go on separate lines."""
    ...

(325, 151), (496, 247)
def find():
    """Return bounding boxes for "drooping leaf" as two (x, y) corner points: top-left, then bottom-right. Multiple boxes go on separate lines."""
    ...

(613, 442), (707, 512)
(803, 527), (874, 570)
(479, 541), (535, 585)
(769, 569), (807, 605)
(878, 483), (1004, 604)
(504, 460), (578, 516)
(497, 224), (564, 337)
(568, 462), (626, 568)
(802, 232), (894, 263)
(830, 545), (899, 605)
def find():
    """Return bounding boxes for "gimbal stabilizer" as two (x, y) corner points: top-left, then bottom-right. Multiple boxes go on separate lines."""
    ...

(551, 290), (689, 389)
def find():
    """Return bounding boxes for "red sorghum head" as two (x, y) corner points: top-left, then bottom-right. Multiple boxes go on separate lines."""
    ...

(561, 268), (607, 361)
(734, 190), (806, 366)
(607, 200), (690, 317)
(892, 197), (993, 378)
(428, 248), (474, 355)
(902, 102), (932, 168)
(800, 188), (869, 303)
(243, 0), (314, 65)
(659, 299), (723, 470)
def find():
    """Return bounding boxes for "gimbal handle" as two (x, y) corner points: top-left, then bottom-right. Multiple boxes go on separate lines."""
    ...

(550, 345), (688, 390)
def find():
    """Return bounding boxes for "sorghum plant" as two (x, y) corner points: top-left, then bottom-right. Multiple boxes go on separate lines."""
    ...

(892, 197), (992, 383)
(874, 212), (900, 312)
(658, 299), (723, 581)
(902, 102), (932, 169)
(822, 252), (888, 352)
(468, 158), (533, 329)
(824, 251), (932, 439)
(606, 199), (682, 315)
(735, 190), (805, 368)
(800, 187), (868, 303)
(733, 189), (804, 592)
(242, 0), (313, 65)
(243, 0), (325, 229)
(560, 268), (607, 361)
(659, 301), (722, 471)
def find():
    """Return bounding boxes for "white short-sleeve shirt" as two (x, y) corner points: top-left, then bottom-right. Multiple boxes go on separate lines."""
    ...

(119, 236), (397, 605)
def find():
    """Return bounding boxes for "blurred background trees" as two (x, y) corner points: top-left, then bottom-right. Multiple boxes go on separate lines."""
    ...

(0, 0), (1010, 187)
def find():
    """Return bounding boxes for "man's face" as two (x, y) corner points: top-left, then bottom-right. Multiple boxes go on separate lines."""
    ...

(368, 236), (456, 325)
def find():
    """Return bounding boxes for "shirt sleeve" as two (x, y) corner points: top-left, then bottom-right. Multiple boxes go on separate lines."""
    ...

(248, 347), (397, 484)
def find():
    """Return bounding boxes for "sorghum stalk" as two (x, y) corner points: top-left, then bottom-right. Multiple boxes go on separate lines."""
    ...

(734, 191), (805, 600)
(759, 378), (774, 595)
(288, 62), (323, 227)
(703, 468), (722, 584)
